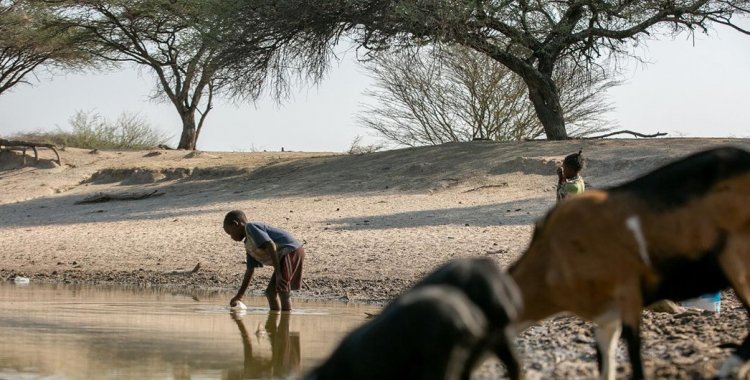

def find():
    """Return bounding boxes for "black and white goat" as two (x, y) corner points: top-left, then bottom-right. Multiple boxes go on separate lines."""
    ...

(306, 257), (523, 380)
(508, 146), (750, 379)
(305, 285), (488, 380)
(412, 257), (523, 380)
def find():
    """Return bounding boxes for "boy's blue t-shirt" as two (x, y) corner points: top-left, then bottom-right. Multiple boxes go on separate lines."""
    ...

(244, 222), (301, 269)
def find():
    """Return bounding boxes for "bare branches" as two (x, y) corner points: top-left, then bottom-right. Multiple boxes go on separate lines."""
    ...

(705, 15), (750, 34)
(578, 130), (668, 139)
(359, 44), (616, 146)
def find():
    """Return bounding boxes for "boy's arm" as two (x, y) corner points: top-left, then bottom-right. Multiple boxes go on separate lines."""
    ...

(231, 266), (255, 306)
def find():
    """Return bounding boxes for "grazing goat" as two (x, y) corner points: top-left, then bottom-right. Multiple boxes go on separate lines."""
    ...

(305, 286), (488, 380)
(413, 257), (523, 380)
(508, 146), (750, 379)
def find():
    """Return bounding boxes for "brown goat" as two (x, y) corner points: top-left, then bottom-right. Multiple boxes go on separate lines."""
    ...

(508, 146), (750, 379)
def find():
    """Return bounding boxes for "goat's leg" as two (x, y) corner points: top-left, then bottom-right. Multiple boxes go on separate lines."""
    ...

(457, 329), (522, 380)
(488, 327), (522, 380)
(716, 323), (750, 379)
(594, 309), (622, 380)
(622, 321), (644, 379)
(715, 301), (750, 379)
(620, 285), (647, 380)
(716, 235), (750, 379)
(458, 343), (486, 380)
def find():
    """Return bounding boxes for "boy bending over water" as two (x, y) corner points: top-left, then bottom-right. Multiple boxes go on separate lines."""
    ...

(223, 210), (305, 311)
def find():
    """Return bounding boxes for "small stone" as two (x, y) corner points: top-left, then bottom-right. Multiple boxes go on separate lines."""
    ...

(647, 300), (685, 314)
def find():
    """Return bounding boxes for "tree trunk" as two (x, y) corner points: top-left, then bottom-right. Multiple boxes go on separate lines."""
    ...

(526, 79), (568, 140)
(177, 113), (198, 150)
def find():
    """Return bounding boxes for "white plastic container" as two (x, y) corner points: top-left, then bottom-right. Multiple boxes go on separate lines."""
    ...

(681, 292), (721, 313)
(13, 276), (30, 285)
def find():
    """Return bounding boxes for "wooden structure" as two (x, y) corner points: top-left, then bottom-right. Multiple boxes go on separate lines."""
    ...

(0, 138), (61, 166)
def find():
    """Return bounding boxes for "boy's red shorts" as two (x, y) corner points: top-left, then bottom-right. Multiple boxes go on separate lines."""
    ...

(269, 247), (305, 294)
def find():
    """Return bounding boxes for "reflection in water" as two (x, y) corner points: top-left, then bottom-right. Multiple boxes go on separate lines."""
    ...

(0, 283), (377, 380)
(230, 312), (301, 379)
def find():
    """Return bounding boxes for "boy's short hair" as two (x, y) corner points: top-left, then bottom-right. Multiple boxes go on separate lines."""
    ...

(563, 150), (585, 171)
(224, 210), (247, 227)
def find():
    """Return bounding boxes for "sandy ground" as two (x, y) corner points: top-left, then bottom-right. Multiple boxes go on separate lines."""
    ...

(2, 138), (750, 379)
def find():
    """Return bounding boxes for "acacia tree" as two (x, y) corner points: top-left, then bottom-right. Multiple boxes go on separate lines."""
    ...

(42, 0), (243, 150)
(360, 44), (619, 146)
(223, 0), (750, 140)
(0, 0), (88, 96)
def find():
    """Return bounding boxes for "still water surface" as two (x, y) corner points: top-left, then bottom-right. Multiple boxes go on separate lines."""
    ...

(0, 282), (379, 380)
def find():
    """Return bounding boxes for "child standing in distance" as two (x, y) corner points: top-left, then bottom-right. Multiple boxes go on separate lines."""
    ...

(223, 210), (305, 311)
(556, 150), (585, 202)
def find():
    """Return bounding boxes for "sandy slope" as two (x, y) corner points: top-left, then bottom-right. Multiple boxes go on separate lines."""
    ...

(2, 138), (750, 379)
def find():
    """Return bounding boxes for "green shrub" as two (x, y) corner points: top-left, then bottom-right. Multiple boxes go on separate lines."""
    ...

(7, 110), (171, 149)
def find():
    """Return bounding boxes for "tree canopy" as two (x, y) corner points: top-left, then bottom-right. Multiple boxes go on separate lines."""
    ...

(222, 0), (750, 140)
(40, 0), (238, 149)
(0, 0), (89, 96)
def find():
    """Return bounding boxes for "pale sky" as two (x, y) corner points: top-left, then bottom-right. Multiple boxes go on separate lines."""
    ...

(1, 25), (748, 152)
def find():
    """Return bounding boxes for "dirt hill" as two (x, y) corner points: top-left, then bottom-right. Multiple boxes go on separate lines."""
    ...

(2, 137), (750, 379)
